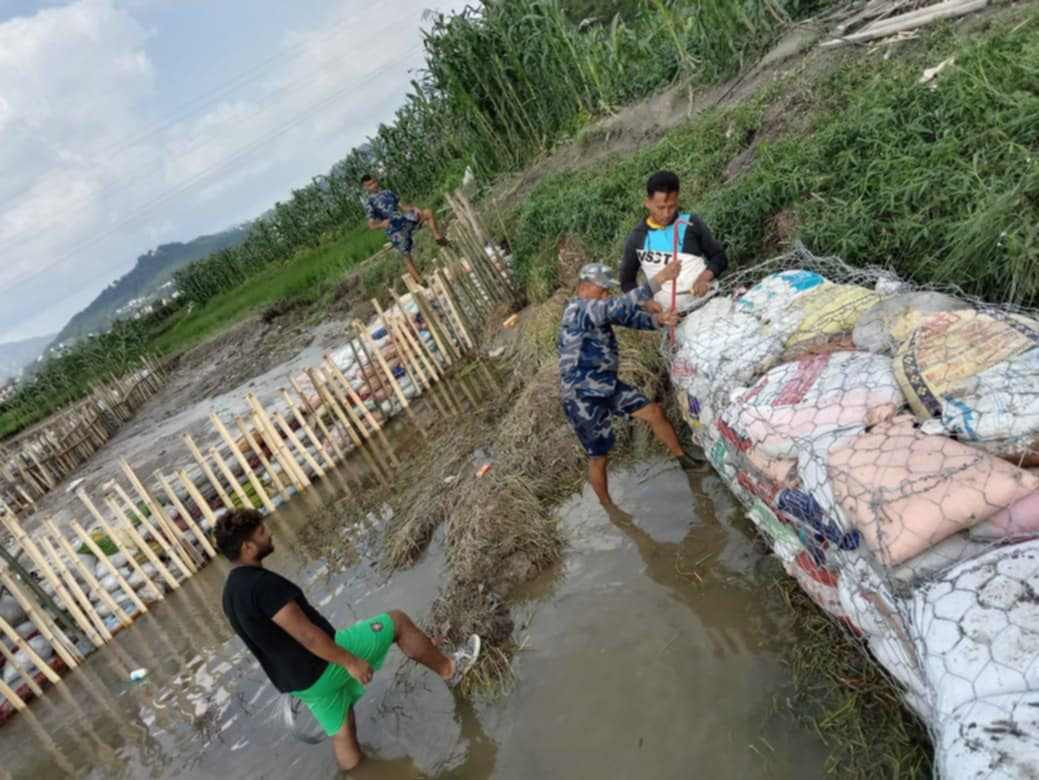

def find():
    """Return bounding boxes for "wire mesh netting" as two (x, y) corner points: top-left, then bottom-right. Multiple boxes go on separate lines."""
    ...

(666, 244), (1039, 779)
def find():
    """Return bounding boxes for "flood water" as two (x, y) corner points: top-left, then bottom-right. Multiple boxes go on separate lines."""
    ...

(0, 459), (828, 779)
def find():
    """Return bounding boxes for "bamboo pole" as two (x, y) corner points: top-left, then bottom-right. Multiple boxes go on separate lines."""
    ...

(0, 636), (41, 697)
(273, 411), (324, 480)
(112, 482), (197, 574)
(176, 469), (220, 539)
(0, 513), (77, 636)
(209, 415), (275, 512)
(0, 673), (26, 711)
(77, 488), (165, 600)
(48, 527), (132, 629)
(322, 357), (399, 466)
(280, 389), (336, 471)
(157, 472), (217, 557)
(431, 268), (476, 351)
(36, 532), (111, 645)
(124, 459), (200, 568)
(61, 518), (146, 615)
(0, 569), (79, 670)
(395, 282), (456, 366)
(349, 325), (394, 413)
(247, 394), (310, 490)
(306, 368), (386, 483)
(32, 527), (108, 643)
(104, 496), (179, 591)
(182, 434), (234, 511)
(289, 376), (346, 463)
(352, 321), (419, 426)
(235, 415), (287, 495)
(210, 446), (251, 507)
(0, 609), (63, 685)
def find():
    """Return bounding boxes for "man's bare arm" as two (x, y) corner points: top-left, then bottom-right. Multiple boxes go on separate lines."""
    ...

(272, 600), (373, 683)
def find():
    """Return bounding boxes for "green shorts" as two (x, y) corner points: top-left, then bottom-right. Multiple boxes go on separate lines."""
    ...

(292, 612), (396, 736)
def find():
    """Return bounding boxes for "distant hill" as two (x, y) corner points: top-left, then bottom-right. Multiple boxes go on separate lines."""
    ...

(53, 225), (251, 345)
(0, 333), (55, 382)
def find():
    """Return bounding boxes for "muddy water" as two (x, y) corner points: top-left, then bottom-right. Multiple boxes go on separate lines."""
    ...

(0, 459), (827, 778)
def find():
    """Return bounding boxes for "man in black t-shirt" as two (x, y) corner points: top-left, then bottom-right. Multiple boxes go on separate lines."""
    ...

(218, 509), (480, 772)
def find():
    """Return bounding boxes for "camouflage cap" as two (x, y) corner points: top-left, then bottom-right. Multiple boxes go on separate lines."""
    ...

(578, 263), (619, 289)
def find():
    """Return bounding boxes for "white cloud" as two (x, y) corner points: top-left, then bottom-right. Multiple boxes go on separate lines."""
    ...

(0, 0), (468, 342)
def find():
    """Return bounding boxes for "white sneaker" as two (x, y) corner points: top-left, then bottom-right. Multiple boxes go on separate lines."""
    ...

(447, 634), (481, 688)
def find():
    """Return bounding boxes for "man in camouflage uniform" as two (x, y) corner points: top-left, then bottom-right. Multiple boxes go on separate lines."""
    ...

(361, 174), (448, 285)
(559, 261), (700, 510)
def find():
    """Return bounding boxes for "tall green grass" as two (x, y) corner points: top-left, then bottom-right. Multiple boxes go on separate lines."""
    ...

(511, 12), (1039, 307)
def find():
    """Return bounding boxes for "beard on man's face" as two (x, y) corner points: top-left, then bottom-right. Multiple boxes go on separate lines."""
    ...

(257, 538), (275, 559)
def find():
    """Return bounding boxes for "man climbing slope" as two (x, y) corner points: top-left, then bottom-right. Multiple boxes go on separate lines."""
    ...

(218, 509), (480, 772)
(559, 261), (702, 511)
(619, 170), (728, 311)
(361, 173), (448, 285)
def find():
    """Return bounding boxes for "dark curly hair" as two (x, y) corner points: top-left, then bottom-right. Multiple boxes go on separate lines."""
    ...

(646, 170), (680, 197)
(214, 508), (264, 560)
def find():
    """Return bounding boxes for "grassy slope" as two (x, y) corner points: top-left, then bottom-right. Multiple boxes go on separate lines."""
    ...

(509, 9), (1039, 307)
(149, 226), (386, 356)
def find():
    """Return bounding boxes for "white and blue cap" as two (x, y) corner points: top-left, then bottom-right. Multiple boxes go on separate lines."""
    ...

(578, 262), (618, 289)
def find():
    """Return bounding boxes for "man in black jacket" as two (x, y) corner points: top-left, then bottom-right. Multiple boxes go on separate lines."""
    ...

(619, 170), (728, 312)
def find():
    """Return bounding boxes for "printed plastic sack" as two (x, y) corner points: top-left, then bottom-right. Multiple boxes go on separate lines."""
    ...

(853, 291), (970, 354)
(746, 498), (804, 563)
(827, 417), (1039, 565)
(785, 284), (884, 353)
(969, 491), (1039, 541)
(889, 531), (989, 586)
(735, 269), (828, 325)
(911, 538), (1039, 720)
(783, 551), (854, 626)
(895, 309), (1039, 420)
(919, 347), (1039, 456)
(721, 351), (904, 459)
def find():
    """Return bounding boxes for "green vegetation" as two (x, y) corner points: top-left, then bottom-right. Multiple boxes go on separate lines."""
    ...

(155, 226), (384, 354)
(0, 225), (382, 437)
(510, 12), (1039, 308)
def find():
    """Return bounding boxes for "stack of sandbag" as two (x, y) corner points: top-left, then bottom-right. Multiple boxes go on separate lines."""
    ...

(670, 259), (1039, 773)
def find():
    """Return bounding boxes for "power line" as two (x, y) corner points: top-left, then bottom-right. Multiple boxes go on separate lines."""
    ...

(0, 47), (422, 294)
(0, 10), (407, 215)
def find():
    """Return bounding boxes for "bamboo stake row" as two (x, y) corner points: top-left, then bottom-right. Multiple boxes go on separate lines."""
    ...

(0, 206), (515, 717)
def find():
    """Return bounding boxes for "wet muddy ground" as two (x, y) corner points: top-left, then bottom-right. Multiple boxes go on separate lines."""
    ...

(0, 458), (828, 779)
(23, 318), (352, 532)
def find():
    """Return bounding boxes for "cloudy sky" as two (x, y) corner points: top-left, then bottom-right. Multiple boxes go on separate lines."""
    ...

(0, 0), (467, 343)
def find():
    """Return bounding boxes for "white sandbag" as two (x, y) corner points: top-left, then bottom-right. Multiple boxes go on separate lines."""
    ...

(919, 347), (1039, 455)
(2, 663), (19, 686)
(674, 298), (787, 427)
(938, 692), (1039, 779)
(98, 574), (122, 593)
(722, 351), (904, 459)
(970, 492), (1039, 541)
(911, 538), (1039, 719)
(853, 291), (970, 354)
(827, 418), (1039, 565)
(746, 498), (804, 563)
(14, 621), (35, 640)
(839, 555), (934, 718)
(28, 635), (51, 659)
(0, 596), (25, 627)
(77, 553), (97, 575)
(94, 551), (128, 579)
